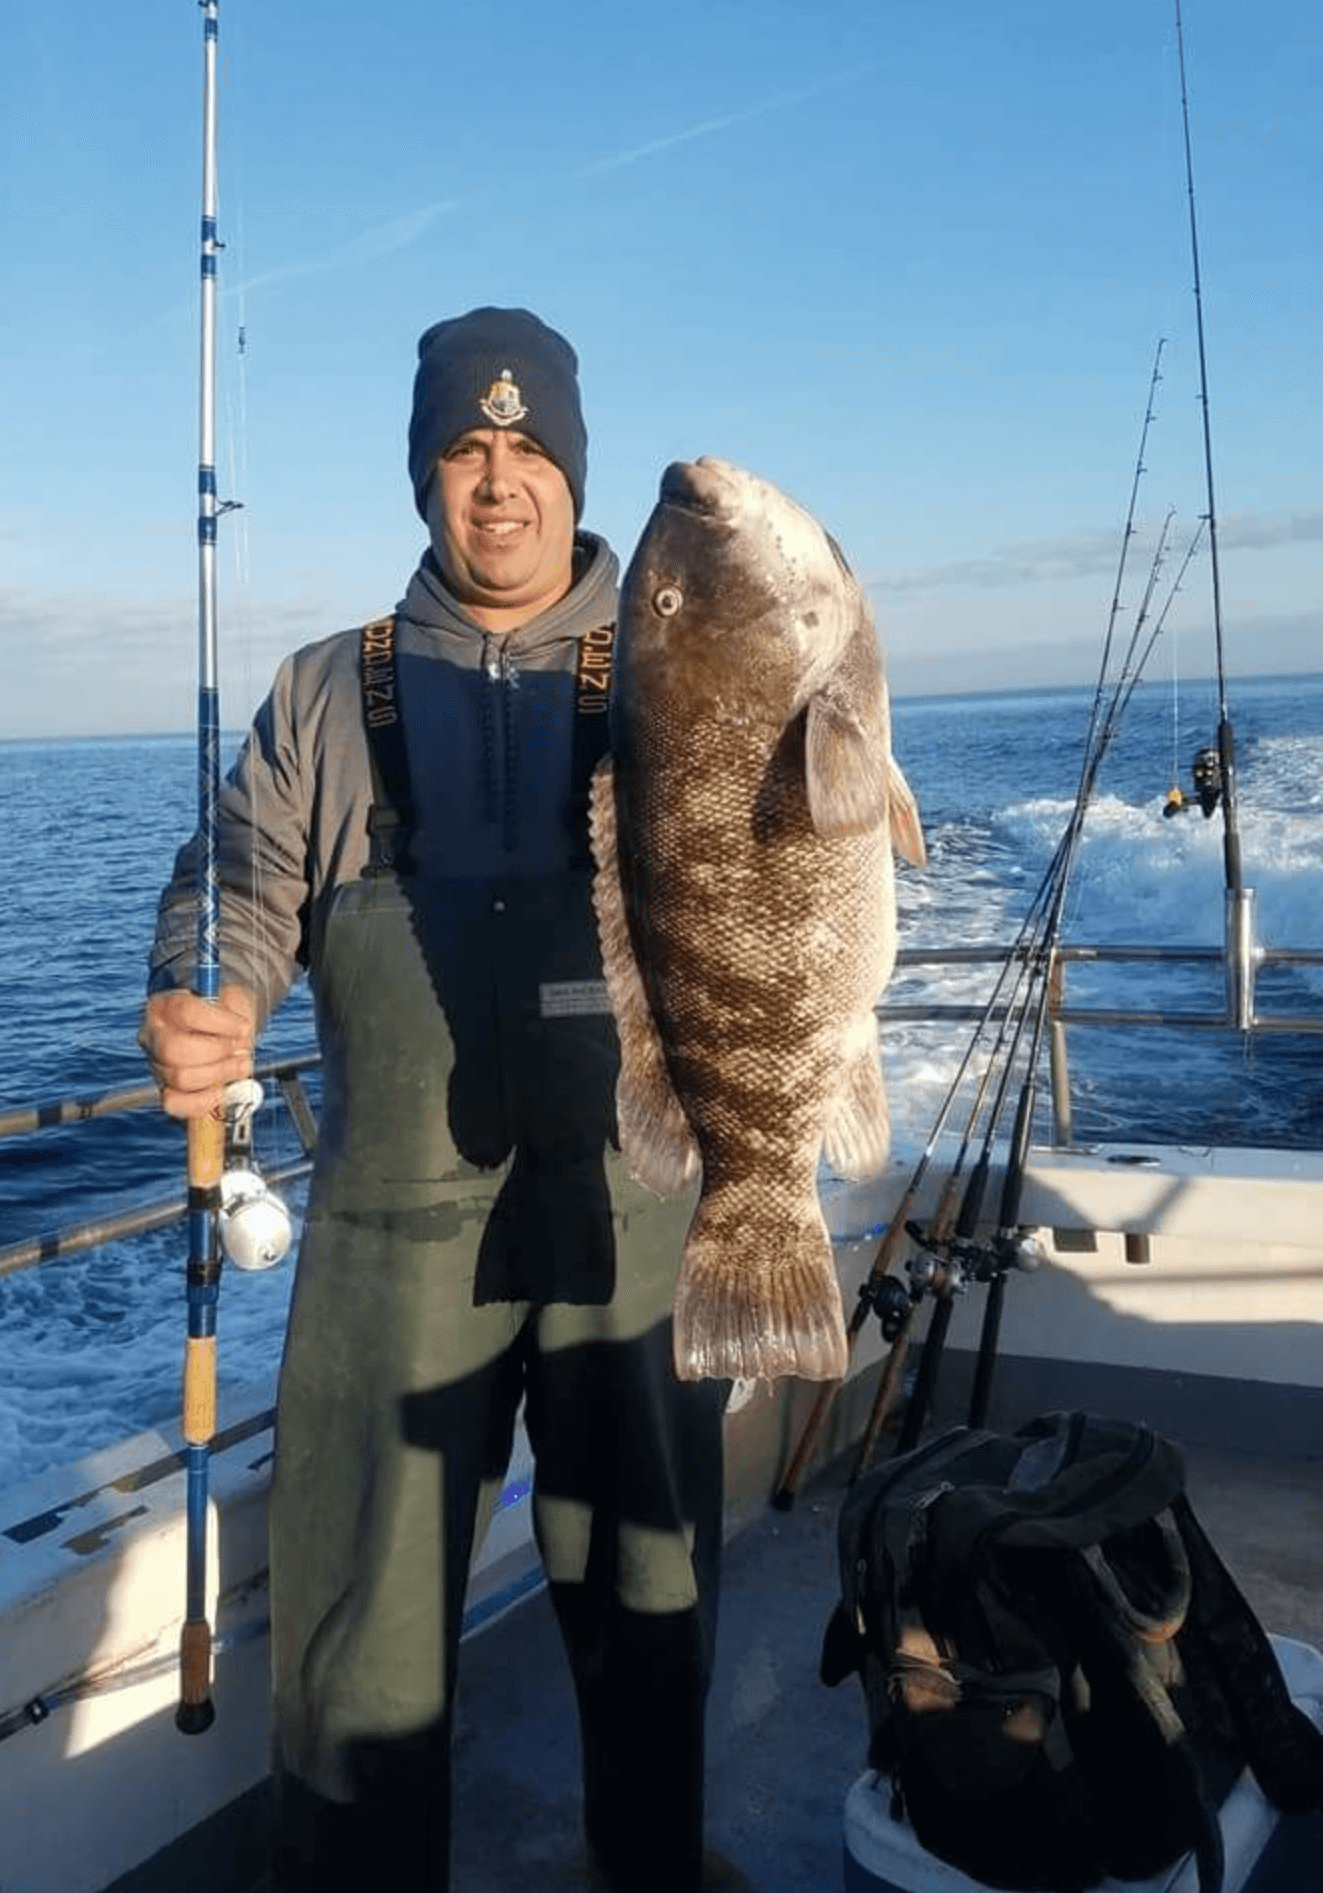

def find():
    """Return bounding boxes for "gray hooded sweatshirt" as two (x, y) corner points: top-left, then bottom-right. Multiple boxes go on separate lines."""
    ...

(148, 533), (619, 1021)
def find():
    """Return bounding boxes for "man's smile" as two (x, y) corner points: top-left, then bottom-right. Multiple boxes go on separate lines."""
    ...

(474, 517), (530, 538)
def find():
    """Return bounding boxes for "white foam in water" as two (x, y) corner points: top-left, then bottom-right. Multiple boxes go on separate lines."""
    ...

(877, 706), (1323, 1150)
(0, 1215), (299, 1495)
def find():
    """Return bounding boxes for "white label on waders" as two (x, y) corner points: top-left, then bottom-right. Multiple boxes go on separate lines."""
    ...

(539, 980), (613, 1018)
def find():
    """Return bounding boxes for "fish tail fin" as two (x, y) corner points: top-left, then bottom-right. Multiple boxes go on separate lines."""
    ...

(672, 1197), (847, 1384)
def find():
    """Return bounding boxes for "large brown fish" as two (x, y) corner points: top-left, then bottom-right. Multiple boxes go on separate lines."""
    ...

(590, 457), (925, 1382)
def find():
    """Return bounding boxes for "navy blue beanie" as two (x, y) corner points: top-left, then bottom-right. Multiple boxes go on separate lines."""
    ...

(407, 307), (588, 521)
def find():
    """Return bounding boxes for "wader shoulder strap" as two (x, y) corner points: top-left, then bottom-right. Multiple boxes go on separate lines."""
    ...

(570, 621), (615, 864)
(358, 613), (616, 874)
(359, 615), (414, 875)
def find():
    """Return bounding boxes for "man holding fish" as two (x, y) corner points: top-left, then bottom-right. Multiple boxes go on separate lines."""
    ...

(141, 306), (920, 1891)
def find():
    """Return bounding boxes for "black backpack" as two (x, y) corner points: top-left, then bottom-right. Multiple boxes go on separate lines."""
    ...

(820, 1412), (1323, 1893)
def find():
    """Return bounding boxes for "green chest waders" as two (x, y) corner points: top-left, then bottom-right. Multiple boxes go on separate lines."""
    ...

(268, 622), (726, 1893)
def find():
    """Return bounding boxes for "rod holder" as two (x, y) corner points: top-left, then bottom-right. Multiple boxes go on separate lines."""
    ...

(1225, 886), (1260, 1032)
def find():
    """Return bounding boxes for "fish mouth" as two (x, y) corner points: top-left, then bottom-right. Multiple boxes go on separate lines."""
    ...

(658, 457), (746, 523)
(657, 456), (852, 581)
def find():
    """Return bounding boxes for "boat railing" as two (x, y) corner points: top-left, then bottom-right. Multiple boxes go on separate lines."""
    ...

(0, 1053), (320, 1279)
(884, 937), (1323, 1144)
(3, 936), (1322, 1276)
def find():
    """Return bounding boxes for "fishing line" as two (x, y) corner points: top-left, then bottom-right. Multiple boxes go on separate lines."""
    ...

(210, 16), (296, 1225)
(1170, 622), (1181, 790)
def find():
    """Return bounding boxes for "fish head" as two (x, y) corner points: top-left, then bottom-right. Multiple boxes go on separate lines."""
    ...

(618, 456), (865, 709)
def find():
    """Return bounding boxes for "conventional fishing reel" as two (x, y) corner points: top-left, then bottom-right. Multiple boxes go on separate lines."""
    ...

(852, 1230), (960, 1345)
(912, 1220), (1045, 1283)
(858, 1271), (919, 1344)
(218, 1078), (293, 1271)
(853, 1233), (961, 1345)
(899, 1218), (1045, 1301)
(855, 1219), (1047, 1347)
(1191, 744), (1223, 819)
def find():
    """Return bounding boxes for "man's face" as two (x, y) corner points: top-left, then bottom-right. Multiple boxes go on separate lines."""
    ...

(426, 427), (576, 632)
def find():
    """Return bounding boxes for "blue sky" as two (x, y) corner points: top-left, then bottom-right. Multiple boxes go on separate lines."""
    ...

(1, 0), (1319, 739)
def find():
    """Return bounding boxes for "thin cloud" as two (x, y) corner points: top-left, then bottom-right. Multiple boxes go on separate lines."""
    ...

(234, 200), (461, 297)
(53, 66), (874, 352)
(870, 509), (1323, 598)
(569, 70), (872, 182)
(872, 530), (1130, 596)
(230, 68), (873, 291)
(889, 605), (1323, 700)
(1221, 509), (1323, 553)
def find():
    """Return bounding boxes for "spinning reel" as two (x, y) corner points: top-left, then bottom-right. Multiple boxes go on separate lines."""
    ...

(218, 1078), (293, 1271)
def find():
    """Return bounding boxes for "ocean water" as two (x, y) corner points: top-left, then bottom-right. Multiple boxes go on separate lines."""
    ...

(1, 673), (1321, 1491)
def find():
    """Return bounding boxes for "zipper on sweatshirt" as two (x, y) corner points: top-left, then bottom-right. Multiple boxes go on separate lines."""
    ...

(480, 636), (521, 855)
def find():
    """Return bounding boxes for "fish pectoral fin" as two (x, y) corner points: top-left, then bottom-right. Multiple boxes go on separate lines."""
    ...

(823, 1030), (892, 1180)
(589, 758), (700, 1196)
(888, 756), (927, 867)
(804, 691), (893, 837)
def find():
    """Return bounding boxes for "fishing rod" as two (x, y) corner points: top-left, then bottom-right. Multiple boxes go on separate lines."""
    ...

(907, 343), (1180, 1433)
(883, 351), (1194, 1458)
(177, 2), (291, 1734)
(177, 0), (227, 1736)
(851, 1027), (1024, 1476)
(1174, 0), (1255, 1028)
(965, 522), (1199, 1427)
(774, 503), (1168, 1503)
(775, 330), (1200, 1500)
(771, 946), (1031, 1507)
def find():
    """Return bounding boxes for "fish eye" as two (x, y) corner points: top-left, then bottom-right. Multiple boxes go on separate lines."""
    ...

(653, 585), (684, 617)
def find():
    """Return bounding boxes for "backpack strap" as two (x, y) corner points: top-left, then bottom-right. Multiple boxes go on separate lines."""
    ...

(1072, 1524), (1226, 1893)
(1172, 1492), (1323, 1814)
(359, 615), (415, 875)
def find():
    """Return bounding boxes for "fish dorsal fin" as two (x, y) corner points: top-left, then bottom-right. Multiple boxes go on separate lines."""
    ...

(588, 758), (701, 1196)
